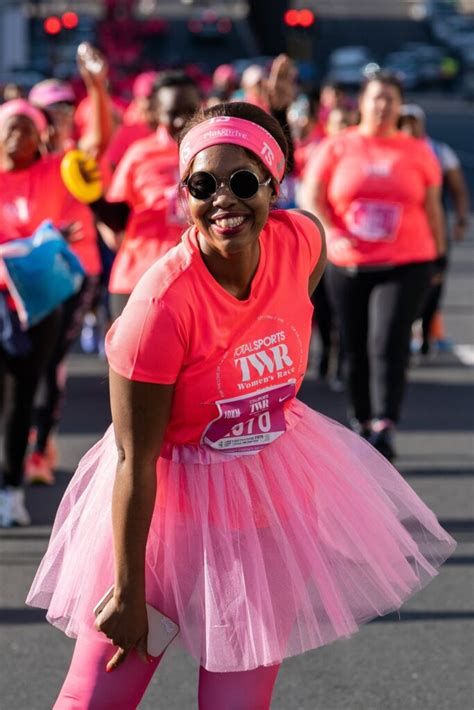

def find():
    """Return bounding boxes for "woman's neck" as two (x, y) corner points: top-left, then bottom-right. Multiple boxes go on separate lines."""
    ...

(358, 122), (397, 138)
(197, 234), (261, 301)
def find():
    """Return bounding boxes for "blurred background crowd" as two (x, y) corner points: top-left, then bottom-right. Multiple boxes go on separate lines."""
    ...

(0, 0), (472, 525)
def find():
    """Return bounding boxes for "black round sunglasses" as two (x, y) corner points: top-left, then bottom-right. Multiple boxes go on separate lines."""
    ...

(183, 169), (272, 201)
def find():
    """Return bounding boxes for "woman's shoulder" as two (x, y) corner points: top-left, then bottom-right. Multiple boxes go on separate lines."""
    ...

(266, 210), (323, 268)
(268, 208), (322, 236)
(129, 229), (200, 314)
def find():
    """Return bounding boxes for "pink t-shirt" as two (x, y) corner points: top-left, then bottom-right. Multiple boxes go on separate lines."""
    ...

(307, 127), (441, 267)
(106, 210), (322, 450)
(105, 122), (153, 169)
(106, 125), (187, 294)
(0, 154), (101, 284)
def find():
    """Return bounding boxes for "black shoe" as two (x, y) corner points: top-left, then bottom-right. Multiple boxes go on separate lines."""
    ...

(370, 428), (396, 462)
(349, 418), (371, 440)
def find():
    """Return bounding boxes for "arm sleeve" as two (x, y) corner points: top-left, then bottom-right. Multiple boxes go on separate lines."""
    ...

(105, 297), (186, 384)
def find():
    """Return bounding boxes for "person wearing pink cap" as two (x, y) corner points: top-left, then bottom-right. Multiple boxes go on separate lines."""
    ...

(29, 44), (113, 158)
(27, 101), (454, 707)
(22, 46), (116, 488)
(207, 64), (238, 105)
(0, 100), (67, 524)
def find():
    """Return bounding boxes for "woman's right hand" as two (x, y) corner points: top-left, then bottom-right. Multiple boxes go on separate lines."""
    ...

(95, 592), (151, 671)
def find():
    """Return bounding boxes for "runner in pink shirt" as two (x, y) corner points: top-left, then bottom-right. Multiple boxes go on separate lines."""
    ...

(28, 101), (454, 708)
(301, 72), (445, 458)
(87, 71), (201, 319)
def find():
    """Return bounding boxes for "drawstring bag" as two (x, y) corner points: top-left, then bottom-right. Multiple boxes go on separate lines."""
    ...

(0, 220), (85, 329)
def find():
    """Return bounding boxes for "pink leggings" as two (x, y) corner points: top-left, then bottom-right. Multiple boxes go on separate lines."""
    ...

(54, 628), (281, 709)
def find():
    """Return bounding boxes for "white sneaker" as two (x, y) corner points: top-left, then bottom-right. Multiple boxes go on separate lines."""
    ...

(7, 487), (31, 526)
(0, 489), (12, 527)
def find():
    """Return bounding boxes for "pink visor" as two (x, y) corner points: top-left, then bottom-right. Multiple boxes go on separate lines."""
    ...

(0, 99), (47, 134)
(179, 116), (286, 186)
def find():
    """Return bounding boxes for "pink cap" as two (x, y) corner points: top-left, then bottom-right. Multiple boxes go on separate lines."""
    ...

(213, 64), (237, 87)
(29, 79), (75, 107)
(132, 71), (159, 98)
(179, 116), (285, 187)
(0, 99), (47, 134)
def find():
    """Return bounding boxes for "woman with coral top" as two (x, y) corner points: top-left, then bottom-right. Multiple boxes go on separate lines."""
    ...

(301, 72), (445, 460)
(28, 102), (454, 708)
(0, 96), (102, 525)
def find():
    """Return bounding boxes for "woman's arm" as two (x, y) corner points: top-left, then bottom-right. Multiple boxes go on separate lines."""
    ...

(424, 184), (446, 256)
(299, 174), (335, 232)
(444, 167), (470, 241)
(95, 370), (174, 671)
(291, 208), (327, 295)
(76, 45), (114, 159)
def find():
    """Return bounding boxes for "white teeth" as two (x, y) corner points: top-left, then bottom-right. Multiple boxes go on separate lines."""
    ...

(214, 216), (246, 228)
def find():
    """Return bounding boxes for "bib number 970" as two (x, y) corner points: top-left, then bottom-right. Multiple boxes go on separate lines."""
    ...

(202, 381), (296, 454)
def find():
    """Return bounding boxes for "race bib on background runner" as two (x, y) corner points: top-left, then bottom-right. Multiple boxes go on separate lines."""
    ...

(345, 199), (402, 242)
(202, 381), (296, 454)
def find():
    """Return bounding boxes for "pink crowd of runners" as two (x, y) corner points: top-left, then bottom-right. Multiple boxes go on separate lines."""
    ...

(0, 41), (463, 708)
(0, 46), (469, 527)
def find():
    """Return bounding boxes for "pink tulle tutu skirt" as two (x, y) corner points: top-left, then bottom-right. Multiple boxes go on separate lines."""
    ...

(27, 401), (455, 672)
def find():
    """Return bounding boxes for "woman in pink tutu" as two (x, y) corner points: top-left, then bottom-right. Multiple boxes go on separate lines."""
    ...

(27, 102), (455, 709)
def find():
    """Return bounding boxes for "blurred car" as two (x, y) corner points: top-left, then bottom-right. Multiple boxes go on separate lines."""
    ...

(431, 13), (474, 45)
(383, 51), (421, 90)
(188, 9), (233, 42)
(326, 46), (377, 88)
(399, 43), (446, 85)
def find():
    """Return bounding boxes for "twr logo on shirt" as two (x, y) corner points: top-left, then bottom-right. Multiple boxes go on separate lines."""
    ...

(235, 344), (294, 383)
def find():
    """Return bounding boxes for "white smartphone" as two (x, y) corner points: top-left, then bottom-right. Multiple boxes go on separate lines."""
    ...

(93, 585), (179, 657)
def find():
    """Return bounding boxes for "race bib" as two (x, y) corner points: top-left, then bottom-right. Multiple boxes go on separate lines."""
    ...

(345, 199), (402, 242)
(202, 381), (296, 454)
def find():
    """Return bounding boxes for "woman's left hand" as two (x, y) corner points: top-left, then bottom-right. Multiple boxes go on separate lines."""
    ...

(95, 592), (150, 672)
(267, 54), (297, 111)
(76, 43), (108, 88)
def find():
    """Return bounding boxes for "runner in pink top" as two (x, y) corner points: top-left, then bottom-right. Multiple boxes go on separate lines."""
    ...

(0, 95), (104, 489)
(301, 72), (445, 457)
(88, 71), (201, 319)
(28, 101), (455, 709)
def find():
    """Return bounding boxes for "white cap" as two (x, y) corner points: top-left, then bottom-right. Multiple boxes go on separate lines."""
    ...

(399, 104), (426, 122)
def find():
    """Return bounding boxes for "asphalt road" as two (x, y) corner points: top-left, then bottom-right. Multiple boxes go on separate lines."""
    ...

(1, 98), (473, 709)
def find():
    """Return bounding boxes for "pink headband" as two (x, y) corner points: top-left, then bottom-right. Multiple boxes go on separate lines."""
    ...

(179, 116), (286, 185)
(0, 99), (47, 134)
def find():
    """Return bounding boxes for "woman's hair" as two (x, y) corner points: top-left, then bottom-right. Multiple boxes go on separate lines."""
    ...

(359, 71), (404, 100)
(179, 102), (290, 177)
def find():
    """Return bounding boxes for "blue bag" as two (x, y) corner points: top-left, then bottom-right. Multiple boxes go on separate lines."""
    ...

(0, 220), (85, 329)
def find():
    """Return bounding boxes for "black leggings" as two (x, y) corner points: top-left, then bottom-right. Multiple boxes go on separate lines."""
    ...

(109, 292), (130, 321)
(327, 262), (433, 423)
(421, 255), (448, 346)
(0, 310), (61, 487)
(34, 276), (101, 453)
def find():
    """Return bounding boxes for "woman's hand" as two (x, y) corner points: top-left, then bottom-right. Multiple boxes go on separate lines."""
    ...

(76, 43), (108, 89)
(95, 592), (150, 672)
(267, 54), (297, 111)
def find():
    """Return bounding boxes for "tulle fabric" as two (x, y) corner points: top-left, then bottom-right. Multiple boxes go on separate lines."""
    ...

(27, 400), (455, 672)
